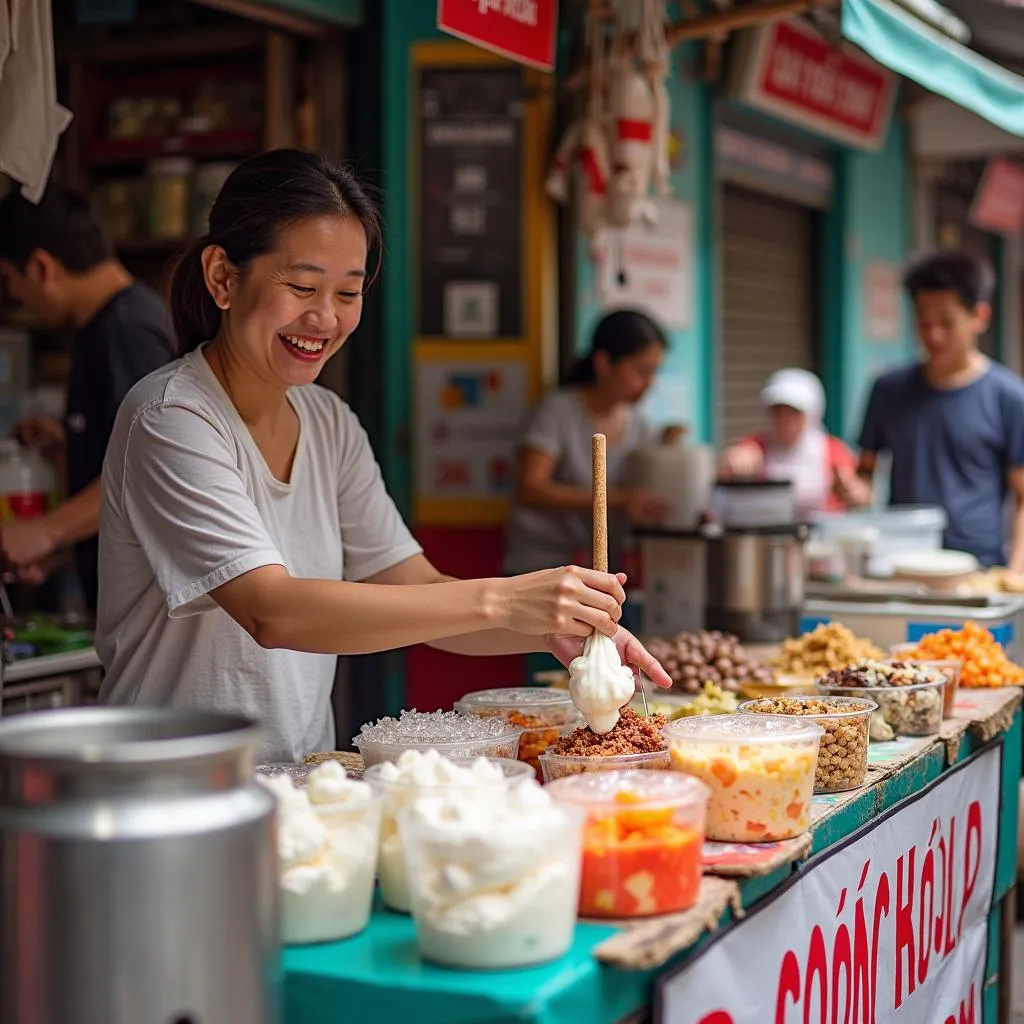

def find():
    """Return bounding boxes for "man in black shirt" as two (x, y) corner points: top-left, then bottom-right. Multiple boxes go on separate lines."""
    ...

(0, 183), (175, 610)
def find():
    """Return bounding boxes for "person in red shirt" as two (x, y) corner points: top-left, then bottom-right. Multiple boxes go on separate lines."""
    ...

(719, 368), (869, 515)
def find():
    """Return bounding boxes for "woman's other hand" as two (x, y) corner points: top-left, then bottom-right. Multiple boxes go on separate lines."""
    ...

(623, 487), (670, 526)
(546, 626), (673, 689)
(506, 566), (626, 639)
(719, 441), (763, 479)
(832, 464), (872, 508)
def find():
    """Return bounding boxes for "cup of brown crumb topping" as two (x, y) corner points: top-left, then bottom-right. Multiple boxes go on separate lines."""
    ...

(538, 708), (670, 782)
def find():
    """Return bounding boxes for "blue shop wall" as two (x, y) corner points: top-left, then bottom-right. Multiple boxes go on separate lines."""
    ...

(571, 65), (916, 448)
(831, 118), (917, 440)
(571, 44), (714, 442)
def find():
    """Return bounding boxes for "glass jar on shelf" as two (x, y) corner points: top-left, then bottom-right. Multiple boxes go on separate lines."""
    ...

(147, 157), (193, 240)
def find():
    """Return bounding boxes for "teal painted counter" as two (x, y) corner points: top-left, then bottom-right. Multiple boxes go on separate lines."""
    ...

(283, 702), (1022, 1024)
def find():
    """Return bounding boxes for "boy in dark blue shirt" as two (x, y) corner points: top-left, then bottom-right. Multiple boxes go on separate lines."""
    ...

(854, 250), (1024, 569)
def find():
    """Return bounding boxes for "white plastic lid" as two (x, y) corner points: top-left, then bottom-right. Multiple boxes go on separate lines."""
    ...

(664, 712), (823, 744)
(892, 550), (979, 577)
(455, 687), (578, 714)
(546, 768), (709, 810)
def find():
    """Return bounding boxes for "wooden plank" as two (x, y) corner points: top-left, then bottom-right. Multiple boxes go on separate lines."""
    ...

(264, 31), (297, 150)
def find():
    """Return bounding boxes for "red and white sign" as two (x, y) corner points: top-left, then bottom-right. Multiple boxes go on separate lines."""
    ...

(594, 198), (693, 329)
(970, 158), (1024, 236)
(864, 260), (902, 342)
(437, 0), (558, 72)
(731, 18), (897, 150)
(658, 746), (1000, 1024)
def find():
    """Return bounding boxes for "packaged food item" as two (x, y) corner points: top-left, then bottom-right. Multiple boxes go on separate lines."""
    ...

(818, 659), (946, 736)
(547, 770), (709, 918)
(773, 623), (882, 677)
(959, 567), (1024, 595)
(900, 622), (1024, 688)
(737, 696), (875, 793)
(454, 688), (583, 779)
(889, 644), (961, 716)
(539, 708), (670, 781)
(664, 714), (822, 843)
(260, 763), (380, 944)
(646, 631), (773, 693)
(364, 750), (531, 912)
(353, 709), (522, 767)
(397, 779), (584, 969)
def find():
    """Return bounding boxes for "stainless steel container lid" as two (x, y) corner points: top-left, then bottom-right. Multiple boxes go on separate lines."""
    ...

(0, 707), (263, 802)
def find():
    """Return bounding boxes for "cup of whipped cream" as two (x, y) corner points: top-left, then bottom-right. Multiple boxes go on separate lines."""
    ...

(261, 763), (381, 944)
(397, 778), (584, 969)
(364, 749), (532, 913)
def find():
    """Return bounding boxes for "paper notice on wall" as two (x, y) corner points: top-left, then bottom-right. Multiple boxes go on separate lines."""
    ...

(864, 260), (902, 342)
(414, 359), (528, 502)
(594, 199), (693, 330)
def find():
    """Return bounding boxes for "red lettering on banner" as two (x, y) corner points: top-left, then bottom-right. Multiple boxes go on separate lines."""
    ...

(805, 926), (829, 1023)
(895, 849), (917, 1007)
(959, 802), (982, 941)
(944, 815), (958, 955)
(918, 821), (937, 986)
(698, 1014), (735, 1024)
(830, 890), (852, 1024)
(775, 950), (800, 1023)
(960, 984), (976, 1024)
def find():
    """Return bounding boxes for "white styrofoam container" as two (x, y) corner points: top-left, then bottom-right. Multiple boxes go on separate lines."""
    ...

(811, 505), (947, 576)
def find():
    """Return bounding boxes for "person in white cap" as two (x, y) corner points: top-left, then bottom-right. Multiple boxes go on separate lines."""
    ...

(719, 368), (869, 515)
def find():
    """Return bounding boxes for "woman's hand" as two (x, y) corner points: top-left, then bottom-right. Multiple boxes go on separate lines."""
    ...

(623, 487), (670, 526)
(505, 566), (626, 639)
(720, 442), (763, 478)
(546, 627), (673, 689)
(832, 464), (872, 508)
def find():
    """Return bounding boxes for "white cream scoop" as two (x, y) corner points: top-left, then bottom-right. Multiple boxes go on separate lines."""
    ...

(568, 632), (635, 734)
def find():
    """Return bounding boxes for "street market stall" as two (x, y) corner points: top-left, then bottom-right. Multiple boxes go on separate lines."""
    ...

(279, 686), (1022, 1024)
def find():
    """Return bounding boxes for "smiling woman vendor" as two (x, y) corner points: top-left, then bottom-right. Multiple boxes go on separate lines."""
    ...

(95, 150), (671, 762)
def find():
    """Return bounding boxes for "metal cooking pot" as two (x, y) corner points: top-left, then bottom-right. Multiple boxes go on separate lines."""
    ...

(0, 707), (279, 1024)
(705, 524), (809, 643)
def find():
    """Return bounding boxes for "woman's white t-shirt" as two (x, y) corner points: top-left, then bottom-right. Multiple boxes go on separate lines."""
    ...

(96, 349), (422, 762)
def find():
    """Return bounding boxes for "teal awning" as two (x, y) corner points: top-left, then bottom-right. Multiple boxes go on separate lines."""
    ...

(843, 0), (1024, 137)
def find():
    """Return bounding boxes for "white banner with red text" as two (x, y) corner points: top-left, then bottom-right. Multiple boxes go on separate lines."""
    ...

(657, 745), (1001, 1024)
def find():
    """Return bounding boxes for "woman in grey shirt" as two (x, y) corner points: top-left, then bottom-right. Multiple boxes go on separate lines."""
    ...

(504, 310), (671, 575)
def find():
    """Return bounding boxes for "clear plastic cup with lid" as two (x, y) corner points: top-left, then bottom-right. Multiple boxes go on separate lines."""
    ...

(365, 755), (533, 913)
(454, 687), (583, 779)
(664, 714), (823, 843)
(353, 710), (523, 768)
(546, 769), (710, 918)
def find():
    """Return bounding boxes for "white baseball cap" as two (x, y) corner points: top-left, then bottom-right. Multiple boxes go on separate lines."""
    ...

(760, 368), (825, 419)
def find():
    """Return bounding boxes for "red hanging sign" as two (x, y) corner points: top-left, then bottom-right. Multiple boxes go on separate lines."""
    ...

(437, 0), (558, 72)
(970, 158), (1024, 236)
(731, 18), (897, 150)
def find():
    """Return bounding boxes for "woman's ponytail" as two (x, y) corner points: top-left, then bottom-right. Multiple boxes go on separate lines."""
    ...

(166, 238), (221, 356)
(563, 352), (596, 386)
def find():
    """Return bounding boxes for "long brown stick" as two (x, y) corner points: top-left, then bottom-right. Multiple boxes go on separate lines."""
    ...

(592, 433), (608, 573)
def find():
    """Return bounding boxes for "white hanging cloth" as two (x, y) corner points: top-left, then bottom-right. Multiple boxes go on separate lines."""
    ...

(0, 0), (73, 203)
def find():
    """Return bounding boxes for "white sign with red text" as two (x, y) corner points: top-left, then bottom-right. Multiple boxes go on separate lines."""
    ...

(657, 746), (1000, 1024)
(730, 18), (897, 150)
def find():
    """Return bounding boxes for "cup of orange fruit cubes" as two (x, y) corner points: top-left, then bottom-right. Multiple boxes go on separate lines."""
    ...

(897, 622), (1024, 695)
(546, 770), (709, 919)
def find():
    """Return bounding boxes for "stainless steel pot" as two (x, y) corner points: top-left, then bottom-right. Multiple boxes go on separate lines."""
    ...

(705, 525), (809, 643)
(0, 707), (279, 1024)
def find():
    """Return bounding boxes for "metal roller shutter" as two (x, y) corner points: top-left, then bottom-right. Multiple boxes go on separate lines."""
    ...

(720, 185), (817, 445)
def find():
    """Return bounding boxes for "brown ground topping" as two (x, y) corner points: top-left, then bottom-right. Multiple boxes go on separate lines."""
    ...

(548, 707), (667, 757)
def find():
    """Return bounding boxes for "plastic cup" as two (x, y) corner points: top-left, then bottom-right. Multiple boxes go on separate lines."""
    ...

(737, 695), (876, 793)
(538, 747), (671, 783)
(280, 793), (381, 945)
(664, 714), (822, 843)
(547, 769), (709, 918)
(364, 756), (532, 913)
(455, 687), (583, 779)
(354, 725), (523, 768)
(817, 677), (946, 737)
(397, 800), (584, 969)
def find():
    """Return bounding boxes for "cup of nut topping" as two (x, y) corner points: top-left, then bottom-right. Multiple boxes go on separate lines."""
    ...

(737, 695), (876, 794)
